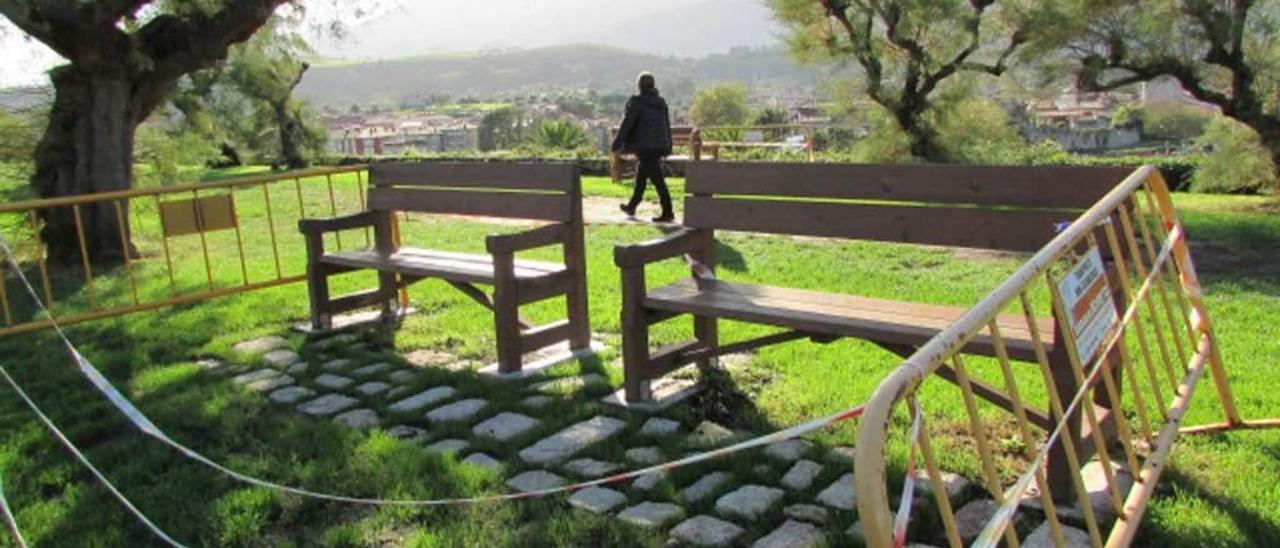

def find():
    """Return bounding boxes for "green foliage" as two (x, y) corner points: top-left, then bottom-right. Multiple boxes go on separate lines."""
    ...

(134, 125), (222, 187)
(1110, 104), (1141, 129)
(478, 106), (525, 152)
(531, 119), (589, 151)
(1192, 117), (1277, 194)
(690, 83), (750, 128)
(1140, 102), (1214, 141)
(929, 96), (1031, 165)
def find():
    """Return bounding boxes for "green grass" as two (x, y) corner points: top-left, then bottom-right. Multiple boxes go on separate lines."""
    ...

(0, 169), (1276, 546)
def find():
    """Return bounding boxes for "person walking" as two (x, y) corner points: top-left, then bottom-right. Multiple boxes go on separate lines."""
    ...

(612, 72), (675, 223)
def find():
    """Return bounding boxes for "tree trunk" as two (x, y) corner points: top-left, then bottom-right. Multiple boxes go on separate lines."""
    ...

(274, 102), (307, 170)
(32, 68), (141, 266)
(895, 108), (947, 163)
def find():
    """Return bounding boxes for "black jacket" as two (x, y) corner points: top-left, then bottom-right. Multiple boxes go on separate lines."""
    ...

(611, 91), (672, 155)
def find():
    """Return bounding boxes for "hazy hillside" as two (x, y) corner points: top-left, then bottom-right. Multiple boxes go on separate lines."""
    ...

(297, 44), (821, 108)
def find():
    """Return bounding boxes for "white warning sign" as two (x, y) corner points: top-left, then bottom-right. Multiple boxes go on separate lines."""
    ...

(1058, 247), (1119, 364)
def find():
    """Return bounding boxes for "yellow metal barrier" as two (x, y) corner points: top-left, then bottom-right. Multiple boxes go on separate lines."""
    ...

(0, 165), (369, 338)
(853, 166), (1274, 547)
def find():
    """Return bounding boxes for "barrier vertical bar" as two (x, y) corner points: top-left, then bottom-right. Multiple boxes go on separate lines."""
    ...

(987, 320), (1067, 548)
(112, 200), (140, 306)
(0, 256), (11, 326)
(1101, 222), (1159, 439)
(261, 183), (283, 280)
(26, 212), (55, 307)
(155, 196), (178, 297)
(355, 170), (370, 247)
(1128, 202), (1191, 368)
(229, 192), (249, 286)
(192, 189), (215, 291)
(70, 205), (98, 310)
(950, 355), (1022, 548)
(1020, 293), (1104, 547)
(916, 426), (964, 548)
(1116, 206), (1179, 392)
(1132, 193), (1198, 354)
(325, 173), (342, 250)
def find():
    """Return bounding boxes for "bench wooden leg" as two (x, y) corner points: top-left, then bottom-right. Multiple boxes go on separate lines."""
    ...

(690, 239), (718, 370)
(1046, 342), (1083, 503)
(621, 267), (652, 402)
(378, 271), (399, 323)
(565, 229), (591, 349)
(304, 234), (332, 331)
(492, 252), (523, 374)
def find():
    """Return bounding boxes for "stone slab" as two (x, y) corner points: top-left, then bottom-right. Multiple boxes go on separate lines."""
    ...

(262, 349), (301, 368)
(247, 374), (295, 393)
(506, 470), (566, 493)
(681, 471), (731, 503)
(563, 458), (621, 479)
(461, 452), (504, 472)
(626, 446), (664, 466)
(522, 395), (554, 409)
(232, 369), (277, 386)
(568, 487), (628, 514)
(815, 473), (856, 510)
(387, 370), (415, 384)
(234, 336), (286, 355)
(386, 425), (430, 444)
(914, 470), (971, 503)
(632, 471), (666, 491)
(388, 386), (457, 414)
(781, 460), (824, 491)
(286, 362), (309, 375)
(716, 485), (784, 520)
(472, 412), (540, 442)
(688, 421), (737, 449)
(954, 499), (1001, 542)
(334, 409), (380, 429)
(1023, 522), (1092, 548)
(617, 502), (685, 528)
(752, 520), (825, 548)
(351, 362), (393, 378)
(313, 374), (355, 390)
(765, 439), (814, 462)
(355, 381), (391, 397)
(426, 399), (489, 424)
(268, 386), (315, 405)
(518, 415), (627, 466)
(423, 438), (470, 455)
(784, 504), (829, 525)
(322, 358), (353, 372)
(639, 417), (681, 437)
(601, 377), (701, 413)
(296, 394), (359, 417)
(669, 515), (745, 546)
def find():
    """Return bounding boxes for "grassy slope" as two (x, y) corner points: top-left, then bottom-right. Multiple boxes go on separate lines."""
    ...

(0, 172), (1275, 546)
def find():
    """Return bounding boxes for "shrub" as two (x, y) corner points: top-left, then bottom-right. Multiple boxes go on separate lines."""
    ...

(1191, 117), (1277, 194)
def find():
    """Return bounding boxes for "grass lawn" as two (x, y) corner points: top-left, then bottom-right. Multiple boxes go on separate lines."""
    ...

(0, 168), (1276, 546)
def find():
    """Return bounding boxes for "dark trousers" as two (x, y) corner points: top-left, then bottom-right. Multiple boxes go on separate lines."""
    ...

(627, 151), (673, 216)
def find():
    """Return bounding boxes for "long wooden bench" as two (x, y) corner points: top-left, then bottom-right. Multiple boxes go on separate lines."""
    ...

(610, 126), (705, 182)
(613, 162), (1133, 404)
(299, 162), (591, 374)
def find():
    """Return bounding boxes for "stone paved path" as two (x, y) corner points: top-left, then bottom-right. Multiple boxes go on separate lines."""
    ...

(223, 332), (1018, 546)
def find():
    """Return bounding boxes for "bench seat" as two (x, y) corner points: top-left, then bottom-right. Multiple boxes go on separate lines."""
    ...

(321, 248), (566, 285)
(645, 279), (1055, 362)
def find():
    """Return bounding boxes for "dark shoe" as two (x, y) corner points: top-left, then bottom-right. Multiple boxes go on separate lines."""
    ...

(619, 204), (636, 217)
(652, 214), (675, 223)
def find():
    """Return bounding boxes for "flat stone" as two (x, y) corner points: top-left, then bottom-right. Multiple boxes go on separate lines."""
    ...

(715, 485), (784, 520)
(781, 460), (824, 491)
(268, 386), (315, 405)
(461, 452), (504, 472)
(262, 349), (301, 368)
(522, 395), (554, 409)
(388, 370), (415, 384)
(386, 386), (411, 400)
(639, 417), (681, 436)
(915, 470), (971, 503)
(505, 470), (566, 493)
(669, 515), (745, 546)
(568, 487), (627, 514)
(308, 333), (356, 351)
(764, 439), (814, 462)
(1082, 460), (1134, 519)
(313, 374), (354, 390)
(753, 520), (824, 548)
(426, 399), (489, 424)
(355, 381), (391, 397)
(626, 446), (664, 466)
(688, 421), (736, 448)
(784, 504), (829, 524)
(826, 446), (856, 465)
(815, 473), (856, 510)
(285, 362), (309, 375)
(472, 412), (540, 442)
(617, 502), (685, 528)
(423, 438), (469, 455)
(562, 458), (621, 479)
(333, 409), (380, 429)
(234, 336), (286, 354)
(247, 374), (295, 393)
(386, 425), (430, 444)
(518, 415), (627, 466)
(681, 471), (731, 503)
(351, 362), (393, 378)
(232, 369), (278, 386)
(846, 522), (864, 543)
(1023, 522), (1092, 548)
(322, 358), (353, 372)
(954, 499), (1002, 542)
(632, 471), (666, 491)
(296, 394), (359, 417)
(388, 387), (457, 413)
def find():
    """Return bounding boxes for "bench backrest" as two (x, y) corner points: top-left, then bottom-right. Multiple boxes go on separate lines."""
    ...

(610, 126), (699, 146)
(684, 162), (1134, 252)
(367, 162), (581, 223)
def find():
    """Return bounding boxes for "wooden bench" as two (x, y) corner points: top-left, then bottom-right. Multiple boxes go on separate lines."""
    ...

(613, 162), (1133, 404)
(299, 162), (591, 374)
(610, 126), (707, 182)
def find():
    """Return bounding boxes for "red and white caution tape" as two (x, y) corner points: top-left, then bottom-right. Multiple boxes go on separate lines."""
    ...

(892, 397), (924, 548)
(0, 461), (28, 548)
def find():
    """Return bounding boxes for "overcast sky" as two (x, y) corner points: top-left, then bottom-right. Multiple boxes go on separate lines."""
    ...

(0, 0), (779, 88)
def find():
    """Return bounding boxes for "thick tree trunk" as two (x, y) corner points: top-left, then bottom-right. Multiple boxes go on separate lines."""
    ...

(32, 68), (142, 266)
(274, 102), (307, 170)
(895, 108), (947, 163)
